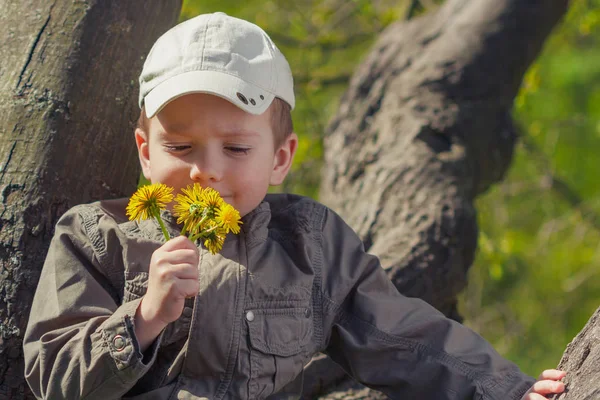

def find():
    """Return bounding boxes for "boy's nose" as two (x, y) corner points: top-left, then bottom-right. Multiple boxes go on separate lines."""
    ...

(189, 159), (222, 183)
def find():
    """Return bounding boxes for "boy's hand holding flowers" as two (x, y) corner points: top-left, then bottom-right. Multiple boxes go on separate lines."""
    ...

(136, 236), (200, 349)
(126, 182), (242, 351)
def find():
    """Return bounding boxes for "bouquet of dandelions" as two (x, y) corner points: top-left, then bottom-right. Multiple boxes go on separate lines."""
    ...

(125, 183), (242, 254)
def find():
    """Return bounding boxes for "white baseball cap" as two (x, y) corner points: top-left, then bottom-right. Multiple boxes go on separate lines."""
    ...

(138, 12), (295, 118)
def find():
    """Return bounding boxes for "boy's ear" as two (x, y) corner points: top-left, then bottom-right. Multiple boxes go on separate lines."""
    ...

(135, 128), (152, 181)
(270, 133), (298, 186)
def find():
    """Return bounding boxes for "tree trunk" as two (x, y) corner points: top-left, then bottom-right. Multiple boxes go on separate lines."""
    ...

(305, 0), (571, 397)
(0, 1), (181, 398)
(551, 306), (600, 400)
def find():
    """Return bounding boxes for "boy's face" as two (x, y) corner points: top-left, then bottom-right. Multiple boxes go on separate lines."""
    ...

(135, 93), (297, 217)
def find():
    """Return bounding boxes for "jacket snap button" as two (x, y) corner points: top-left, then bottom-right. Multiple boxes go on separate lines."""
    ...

(113, 334), (126, 351)
(305, 308), (311, 318)
(246, 311), (255, 322)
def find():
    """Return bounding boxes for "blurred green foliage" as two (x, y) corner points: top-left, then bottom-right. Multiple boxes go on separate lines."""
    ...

(179, 0), (600, 378)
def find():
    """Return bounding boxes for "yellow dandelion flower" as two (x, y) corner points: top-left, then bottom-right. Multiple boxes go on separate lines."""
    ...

(171, 183), (238, 251)
(204, 230), (226, 254)
(173, 183), (206, 226)
(126, 183), (173, 222)
(216, 203), (242, 234)
(201, 187), (224, 213)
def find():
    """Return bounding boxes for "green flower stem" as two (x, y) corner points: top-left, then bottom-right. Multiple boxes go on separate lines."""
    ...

(185, 215), (208, 239)
(189, 230), (204, 242)
(153, 209), (170, 242)
(189, 227), (212, 243)
(203, 223), (221, 234)
(181, 219), (190, 237)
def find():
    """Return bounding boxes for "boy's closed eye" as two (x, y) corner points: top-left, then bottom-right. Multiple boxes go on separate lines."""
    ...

(224, 146), (250, 155)
(164, 144), (191, 153)
(162, 143), (250, 156)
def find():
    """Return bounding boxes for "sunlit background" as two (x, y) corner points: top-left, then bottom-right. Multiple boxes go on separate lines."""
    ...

(179, 0), (600, 377)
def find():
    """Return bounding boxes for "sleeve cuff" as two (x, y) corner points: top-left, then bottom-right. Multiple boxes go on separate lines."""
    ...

(94, 298), (165, 377)
(485, 370), (536, 400)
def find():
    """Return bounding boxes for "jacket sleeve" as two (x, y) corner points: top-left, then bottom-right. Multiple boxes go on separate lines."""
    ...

(318, 208), (535, 400)
(23, 205), (162, 400)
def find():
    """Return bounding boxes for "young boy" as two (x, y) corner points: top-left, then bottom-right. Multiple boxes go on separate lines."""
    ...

(24, 12), (566, 400)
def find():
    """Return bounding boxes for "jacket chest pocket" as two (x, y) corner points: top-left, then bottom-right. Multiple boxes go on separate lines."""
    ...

(246, 306), (313, 399)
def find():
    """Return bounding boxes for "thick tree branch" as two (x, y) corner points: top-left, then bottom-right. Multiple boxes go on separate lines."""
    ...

(551, 306), (600, 400)
(310, 0), (570, 397)
(321, 0), (569, 321)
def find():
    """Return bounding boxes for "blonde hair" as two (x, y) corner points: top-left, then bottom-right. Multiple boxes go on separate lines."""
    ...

(137, 97), (293, 147)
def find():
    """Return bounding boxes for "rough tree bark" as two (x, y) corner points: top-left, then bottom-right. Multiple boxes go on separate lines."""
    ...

(551, 305), (600, 400)
(303, 0), (573, 398)
(0, 1), (181, 399)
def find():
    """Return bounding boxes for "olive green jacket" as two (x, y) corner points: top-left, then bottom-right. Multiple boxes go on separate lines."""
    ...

(24, 194), (534, 399)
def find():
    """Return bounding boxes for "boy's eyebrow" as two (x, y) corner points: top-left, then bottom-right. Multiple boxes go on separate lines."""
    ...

(217, 127), (261, 138)
(160, 123), (191, 134)
(159, 125), (262, 138)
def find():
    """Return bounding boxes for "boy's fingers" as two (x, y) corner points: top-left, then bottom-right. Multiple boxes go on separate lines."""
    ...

(538, 369), (566, 380)
(164, 248), (199, 263)
(162, 235), (198, 251)
(531, 380), (565, 395)
(154, 262), (199, 280)
(153, 248), (198, 267)
(176, 278), (200, 298)
(170, 263), (200, 279)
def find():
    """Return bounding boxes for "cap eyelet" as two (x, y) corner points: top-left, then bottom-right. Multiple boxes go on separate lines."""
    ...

(259, 95), (264, 100)
(250, 98), (256, 105)
(236, 92), (248, 105)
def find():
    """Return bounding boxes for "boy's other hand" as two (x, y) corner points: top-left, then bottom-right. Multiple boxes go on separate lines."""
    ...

(521, 369), (566, 399)
(135, 236), (200, 351)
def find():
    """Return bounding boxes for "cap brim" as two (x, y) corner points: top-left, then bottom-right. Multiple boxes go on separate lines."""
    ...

(144, 70), (276, 118)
